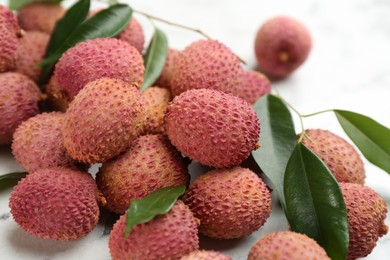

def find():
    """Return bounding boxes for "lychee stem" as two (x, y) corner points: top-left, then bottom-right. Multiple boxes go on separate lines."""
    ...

(301, 109), (334, 118)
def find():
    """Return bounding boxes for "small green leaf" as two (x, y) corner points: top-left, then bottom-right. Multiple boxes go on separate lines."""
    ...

(252, 94), (296, 209)
(9, 0), (63, 10)
(40, 4), (133, 83)
(141, 28), (169, 90)
(125, 185), (186, 237)
(335, 110), (390, 174)
(284, 143), (349, 260)
(0, 172), (27, 190)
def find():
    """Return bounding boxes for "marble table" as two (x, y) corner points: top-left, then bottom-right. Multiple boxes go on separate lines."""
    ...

(1, 0), (389, 259)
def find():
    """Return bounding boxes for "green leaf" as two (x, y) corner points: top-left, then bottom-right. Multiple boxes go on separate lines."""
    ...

(40, 4), (133, 84)
(0, 172), (27, 190)
(335, 110), (390, 174)
(9, 0), (63, 10)
(141, 28), (169, 90)
(252, 94), (296, 209)
(125, 185), (186, 237)
(284, 143), (349, 260)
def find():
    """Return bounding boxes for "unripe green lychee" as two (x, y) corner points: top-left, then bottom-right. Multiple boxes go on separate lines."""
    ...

(63, 78), (146, 163)
(255, 16), (312, 78)
(248, 231), (330, 260)
(183, 166), (271, 239)
(15, 31), (50, 82)
(156, 48), (180, 89)
(170, 40), (242, 96)
(17, 2), (65, 33)
(339, 182), (388, 259)
(109, 200), (199, 260)
(12, 112), (87, 172)
(299, 129), (365, 184)
(165, 88), (260, 168)
(9, 167), (102, 240)
(181, 250), (231, 260)
(142, 87), (171, 134)
(233, 70), (271, 105)
(97, 134), (189, 214)
(117, 18), (145, 53)
(54, 37), (144, 100)
(0, 5), (20, 72)
(0, 72), (40, 145)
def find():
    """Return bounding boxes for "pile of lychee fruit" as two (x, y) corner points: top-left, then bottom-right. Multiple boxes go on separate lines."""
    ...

(0, 2), (388, 260)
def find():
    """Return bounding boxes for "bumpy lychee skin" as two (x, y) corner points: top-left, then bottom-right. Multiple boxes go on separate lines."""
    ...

(17, 3), (65, 33)
(45, 75), (69, 112)
(15, 31), (50, 82)
(183, 167), (271, 239)
(142, 87), (171, 134)
(63, 78), (146, 163)
(54, 37), (144, 100)
(9, 167), (102, 240)
(109, 200), (199, 260)
(299, 129), (365, 184)
(0, 72), (40, 145)
(170, 40), (242, 96)
(165, 89), (260, 168)
(156, 48), (180, 89)
(255, 16), (312, 78)
(248, 231), (330, 260)
(117, 18), (145, 53)
(339, 182), (388, 260)
(181, 250), (231, 260)
(0, 6), (20, 72)
(233, 70), (271, 104)
(12, 112), (86, 172)
(97, 134), (189, 214)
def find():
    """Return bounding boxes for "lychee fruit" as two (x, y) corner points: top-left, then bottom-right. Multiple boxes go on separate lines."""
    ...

(0, 5), (20, 72)
(165, 88), (260, 168)
(183, 166), (271, 239)
(339, 182), (388, 259)
(17, 2), (65, 33)
(15, 31), (50, 82)
(96, 134), (190, 214)
(156, 48), (180, 89)
(299, 129), (365, 184)
(0, 72), (41, 145)
(45, 75), (69, 112)
(181, 250), (231, 260)
(117, 18), (145, 53)
(170, 39), (242, 96)
(9, 167), (103, 240)
(233, 70), (271, 105)
(142, 87), (171, 134)
(248, 231), (330, 260)
(54, 37), (144, 100)
(12, 112), (87, 173)
(109, 200), (199, 260)
(63, 78), (146, 163)
(254, 16), (312, 78)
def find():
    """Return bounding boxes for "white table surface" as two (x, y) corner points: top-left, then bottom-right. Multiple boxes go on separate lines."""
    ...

(1, 0), (390, 259)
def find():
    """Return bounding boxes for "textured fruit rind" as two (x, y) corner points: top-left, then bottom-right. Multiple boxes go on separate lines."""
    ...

(0, 6), (20, 72)
(142, 87), (171, 134)
(183, 166), (271, 239)
(170, 40), (242, 96)
(156, 48), (180, 89)
(0, 72), (41, 145)
(17, 3), (65, 33)
(233, 70), (271, 104)
(54, 37), (144, 100)
(63, 78), (146, 163)
(181, 250), (232, 260)
(9, 167), (100, 240)
(109, 200), (199, 260)
(248, 231), (330, 260)
(97, 134), (189, 214)
(12, 112), (87, 172)
(117, 18), (145, 53)
(340, 182), (388, 260)
(15, 31), (50, 82)
(255, 16), (312, 78)
(299, 129), (365, 184)
(165, 88), (260, 168)
(45, 75), (69, 112)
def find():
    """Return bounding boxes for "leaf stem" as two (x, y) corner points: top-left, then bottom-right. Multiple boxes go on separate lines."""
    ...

(302, 109), (334, 118)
